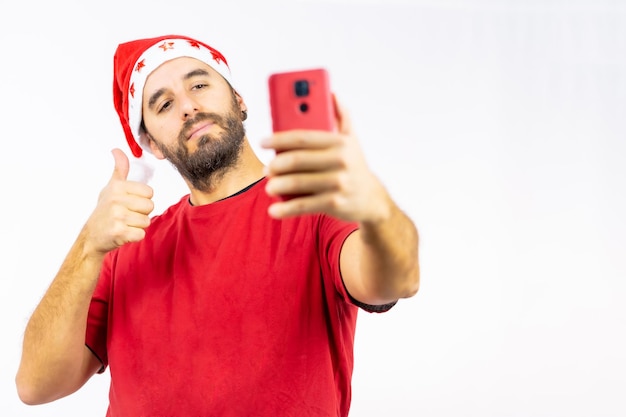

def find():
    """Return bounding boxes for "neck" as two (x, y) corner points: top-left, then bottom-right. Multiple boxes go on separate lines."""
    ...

(186, 138), (266, 206)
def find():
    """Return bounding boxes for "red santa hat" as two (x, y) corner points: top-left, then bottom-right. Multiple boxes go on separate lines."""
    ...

(112, 34), (233, 181)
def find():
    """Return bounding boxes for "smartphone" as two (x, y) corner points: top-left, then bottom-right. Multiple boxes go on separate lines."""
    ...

(268, 68), (336, 133)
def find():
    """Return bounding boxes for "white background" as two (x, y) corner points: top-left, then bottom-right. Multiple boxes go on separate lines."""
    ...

(1, 0), (625, 416)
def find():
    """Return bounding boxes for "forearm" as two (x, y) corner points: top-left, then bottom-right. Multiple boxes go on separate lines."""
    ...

(16, 228), (104, 404)
(354, 194), (420, 304)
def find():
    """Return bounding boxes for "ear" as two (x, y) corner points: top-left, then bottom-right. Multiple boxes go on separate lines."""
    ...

(235, 91), (247, 114)
(142, 131), (166, 160)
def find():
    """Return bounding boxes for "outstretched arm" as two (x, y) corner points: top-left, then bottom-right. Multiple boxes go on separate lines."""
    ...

(262, 96), (419, 305)
(16, 149), (155, 404)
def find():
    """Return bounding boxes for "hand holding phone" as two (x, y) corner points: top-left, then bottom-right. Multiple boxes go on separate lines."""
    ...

(265, 70), (381, 220)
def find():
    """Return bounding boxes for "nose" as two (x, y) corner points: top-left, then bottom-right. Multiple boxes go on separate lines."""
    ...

(180, 93), (200, 120)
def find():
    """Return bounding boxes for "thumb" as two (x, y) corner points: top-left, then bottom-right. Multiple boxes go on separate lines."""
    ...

(332, 94), (353, 135)
(110, 148), (130, 181)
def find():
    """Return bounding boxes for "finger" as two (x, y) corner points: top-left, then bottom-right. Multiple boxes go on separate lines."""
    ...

(123, 211), (153, 229)
(265, 172), (342, 197)
(124, 194), (155, 215)
(267, 149), (345, 175)
(124, 182), (155, 200)
(332, 94), (353, 136)
(267, 192), (344, 219)
(261, 130), (340, 152)
(114, 225), (147, 246)
(110, 148), (130, 181)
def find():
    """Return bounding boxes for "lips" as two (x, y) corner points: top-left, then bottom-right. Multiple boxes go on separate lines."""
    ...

(186, 121), (214, 141)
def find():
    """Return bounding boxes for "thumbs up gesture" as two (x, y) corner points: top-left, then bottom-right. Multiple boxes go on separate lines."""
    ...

(83, 149), (155, 255)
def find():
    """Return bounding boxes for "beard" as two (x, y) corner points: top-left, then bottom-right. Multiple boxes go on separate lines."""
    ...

(152, 94), (246, 192)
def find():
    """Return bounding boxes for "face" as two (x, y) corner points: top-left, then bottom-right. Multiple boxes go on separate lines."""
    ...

(141, 57), (246, 192)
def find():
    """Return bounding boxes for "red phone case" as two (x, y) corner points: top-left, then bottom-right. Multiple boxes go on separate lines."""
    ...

(268, 68), (335, 133)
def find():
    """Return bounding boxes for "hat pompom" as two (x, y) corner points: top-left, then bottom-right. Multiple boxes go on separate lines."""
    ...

(127, 154), (155, 184)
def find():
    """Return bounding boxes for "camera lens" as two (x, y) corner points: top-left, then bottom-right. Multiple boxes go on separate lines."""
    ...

(294, 80), (309, 97)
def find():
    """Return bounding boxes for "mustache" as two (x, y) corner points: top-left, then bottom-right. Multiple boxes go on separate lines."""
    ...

(178, 112), (227, 142)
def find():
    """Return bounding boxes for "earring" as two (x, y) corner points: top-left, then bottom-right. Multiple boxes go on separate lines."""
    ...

(241, 110), (248, 121)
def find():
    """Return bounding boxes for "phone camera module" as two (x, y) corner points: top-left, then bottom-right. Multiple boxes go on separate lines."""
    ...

(294, 80), (310, 97)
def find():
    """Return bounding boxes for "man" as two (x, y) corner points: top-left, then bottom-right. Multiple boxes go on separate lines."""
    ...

(16, 34), (419, 416)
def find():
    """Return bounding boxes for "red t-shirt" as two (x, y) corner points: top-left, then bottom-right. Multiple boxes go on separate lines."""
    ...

(86, 178), (385, 417)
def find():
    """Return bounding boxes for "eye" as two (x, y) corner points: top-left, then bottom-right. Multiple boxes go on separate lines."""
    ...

(157, 100), (173, 113)
(192, 83), (208, 91)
